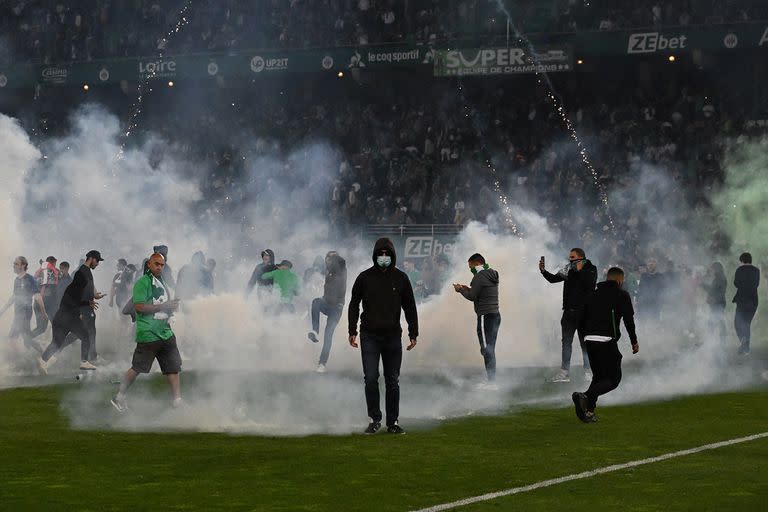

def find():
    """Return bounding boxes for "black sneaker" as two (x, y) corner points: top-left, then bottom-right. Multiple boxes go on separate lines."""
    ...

(572, 392), (586, 422)
(364, 421), (381, 434)
(584, 411), (598, 423)
(308, 331), (320, 343)
(386, 424), (406, 435)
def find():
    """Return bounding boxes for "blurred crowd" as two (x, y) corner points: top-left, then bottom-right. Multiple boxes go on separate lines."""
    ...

(3, 0), (768, 64)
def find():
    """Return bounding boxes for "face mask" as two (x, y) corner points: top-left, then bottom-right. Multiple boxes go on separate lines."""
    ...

(470, 264), (487, 275)
(376, 255), (392, 268)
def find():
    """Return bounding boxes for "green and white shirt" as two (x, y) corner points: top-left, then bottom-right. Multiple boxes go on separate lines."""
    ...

(132, 273), (174, 343)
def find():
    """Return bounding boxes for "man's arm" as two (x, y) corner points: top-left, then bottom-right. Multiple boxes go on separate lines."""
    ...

(348, 275), (362, 337)
(458, 275), (482, 302)
(621, 293), (639, 351)
(540, 269), (565, 284)
(401, 274), (419, 342)
(132, 277), (178, 314)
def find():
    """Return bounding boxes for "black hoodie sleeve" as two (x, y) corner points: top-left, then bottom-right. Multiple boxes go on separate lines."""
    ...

(401, 273), (419, 339)
(348, 274), (363, 336)
(541, 269), (565, 283)
(621, 291), (638, 345)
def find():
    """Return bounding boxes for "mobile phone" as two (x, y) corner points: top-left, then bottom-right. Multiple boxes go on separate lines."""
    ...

(540, 256), (545, 265)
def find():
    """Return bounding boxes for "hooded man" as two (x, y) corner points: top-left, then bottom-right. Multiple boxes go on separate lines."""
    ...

(348, 238), (418, 435)
(733, 252), (760, 355)
(176, 251), (214, 303)
(572, 267), (639, 423)
(245, 249), (276, 299)
(454, 253), (500, 387)
(539, 248), (597, 383)
(308, 251), (347, 372)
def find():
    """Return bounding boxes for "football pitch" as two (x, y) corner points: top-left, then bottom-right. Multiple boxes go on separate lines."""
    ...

(0, 373), (766, 511)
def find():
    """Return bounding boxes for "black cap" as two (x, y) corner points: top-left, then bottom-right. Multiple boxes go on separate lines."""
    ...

(86, 250), (104, 261)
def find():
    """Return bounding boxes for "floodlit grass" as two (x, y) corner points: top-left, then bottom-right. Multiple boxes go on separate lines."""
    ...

(0, 384), (766, 511)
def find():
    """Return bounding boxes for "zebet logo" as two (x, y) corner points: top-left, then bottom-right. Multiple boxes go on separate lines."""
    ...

(404, 237), (454, 258)
(627, 32), (687, 54)
(760, 27), (768, 46)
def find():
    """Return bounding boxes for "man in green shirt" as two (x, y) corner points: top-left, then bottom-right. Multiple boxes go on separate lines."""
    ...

(111, 253), (182, 412)
(262, 260), (300, 313)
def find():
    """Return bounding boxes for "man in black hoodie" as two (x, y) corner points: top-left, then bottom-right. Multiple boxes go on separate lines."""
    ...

(733, 252), (760, 355)
(572, 267), (639, 423)
(349, 238), (418, 435)
(308, 251), (347, 373)
(454, 253), (500, 387)
(245, 249), (276, 300)
(540, 248), (597, 383)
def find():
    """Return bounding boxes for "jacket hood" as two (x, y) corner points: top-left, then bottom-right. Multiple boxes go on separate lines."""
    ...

(482, 268), (499, 284)
(372, 238), (397, 267)
(261, 249), (275, 265)
(326, 252), (346, 273)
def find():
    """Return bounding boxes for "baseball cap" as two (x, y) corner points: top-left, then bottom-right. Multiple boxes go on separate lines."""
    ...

(86, 250), (104, 261)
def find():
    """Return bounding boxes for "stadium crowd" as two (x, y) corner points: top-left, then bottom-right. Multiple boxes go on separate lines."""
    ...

(3, 0), (768, 64)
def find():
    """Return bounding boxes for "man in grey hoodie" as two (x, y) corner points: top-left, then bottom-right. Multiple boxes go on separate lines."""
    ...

(454, 253), (500, 386)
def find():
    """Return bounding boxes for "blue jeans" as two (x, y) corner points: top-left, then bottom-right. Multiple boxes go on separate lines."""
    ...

(476, 313), (501, 381)
(311, 298), (342, 365)
(360, 332), (402, 426)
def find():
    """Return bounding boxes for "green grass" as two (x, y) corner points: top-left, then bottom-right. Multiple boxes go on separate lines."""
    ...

(0, 385), (766, 511)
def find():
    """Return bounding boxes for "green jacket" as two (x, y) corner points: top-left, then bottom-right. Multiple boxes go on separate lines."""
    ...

(262, 269), (300, 303)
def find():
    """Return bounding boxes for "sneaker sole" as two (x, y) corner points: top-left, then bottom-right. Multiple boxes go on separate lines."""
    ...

(307, 333), (319, 343)
(550, 378), (570, 383)
(110, 399), (127, 413)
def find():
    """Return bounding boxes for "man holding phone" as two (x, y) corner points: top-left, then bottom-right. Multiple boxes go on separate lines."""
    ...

(539, 248), (597, 383)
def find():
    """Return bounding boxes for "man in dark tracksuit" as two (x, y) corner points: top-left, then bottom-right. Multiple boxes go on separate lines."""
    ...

(733, 252), (760, 355)
(454, 253), (500, 385)
(37, 250), (105, 374)
(572, 267), (639, 423)
(245, 249), (277, 300)
(308, 251), (347, 372)
(348, 238), (418, 435)
(540, 248), (597, 382)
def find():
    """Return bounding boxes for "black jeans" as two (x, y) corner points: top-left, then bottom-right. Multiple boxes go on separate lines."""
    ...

(31, 293), (58, 338)
(42, 312), (91, 362)
(10, 307), (40, 352)
(584, 340), (622, 411)
(561, 309), (590, 371)
(734, 303), (757, 350)
(360, 331), (402, 426)
(311, 298), (342, 365)
(476, 313), (501, 381)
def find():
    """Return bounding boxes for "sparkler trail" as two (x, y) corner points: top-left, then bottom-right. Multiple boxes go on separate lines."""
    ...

(488, 0), (616, 232)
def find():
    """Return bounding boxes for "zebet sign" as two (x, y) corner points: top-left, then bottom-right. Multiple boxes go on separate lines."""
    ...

(403, 237), (455, 258)
(627, 32), (688, 53)
(434, 46), (572, 76)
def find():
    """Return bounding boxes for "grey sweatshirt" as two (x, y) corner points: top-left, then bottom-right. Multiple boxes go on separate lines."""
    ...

(459, 268), (500, 316)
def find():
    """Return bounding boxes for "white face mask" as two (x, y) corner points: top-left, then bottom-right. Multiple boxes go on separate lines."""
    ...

(376, 255), (392, 268)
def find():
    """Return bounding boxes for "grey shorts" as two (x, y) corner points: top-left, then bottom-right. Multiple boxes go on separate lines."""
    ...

(131, 335), (182, 374)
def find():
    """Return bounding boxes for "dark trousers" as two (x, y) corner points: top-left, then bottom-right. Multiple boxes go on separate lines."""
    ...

(476, 313), (501, 381)
(42, 312), (91, 362)
(734, 304), (757, 350)
(10, 308), (40, 352)
(311, 298), (342, 365)
(31, 294), (58, 338)
(360, 332), (402, 426)
(584, 340), (622, 411)
(561, 309), (590, 371)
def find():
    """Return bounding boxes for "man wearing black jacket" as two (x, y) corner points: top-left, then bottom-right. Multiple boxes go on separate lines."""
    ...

(573, 267), (639, 423)
(733, 252), (760, 355)
(308, 251), (347, 373)
(245, 249), (276, 300)
(540, 248), (597, 383)
(37, 250), (105, 374)
(349, 238), (418, 435)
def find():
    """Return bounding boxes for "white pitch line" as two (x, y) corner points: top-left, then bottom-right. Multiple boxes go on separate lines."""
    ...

(410, 432), (768, 512)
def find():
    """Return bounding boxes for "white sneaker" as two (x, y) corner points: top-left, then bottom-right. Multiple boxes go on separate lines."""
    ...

(474, 381), (499, 391)
(584, 370), (593, 381)
(315, 364), (326, 373)
(111, 394), (128, 413)
(79, 361), (97, 371)
(36, 357), (48, 375)
(172, 397), (189, 409)
(549, 369), (570, 383)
